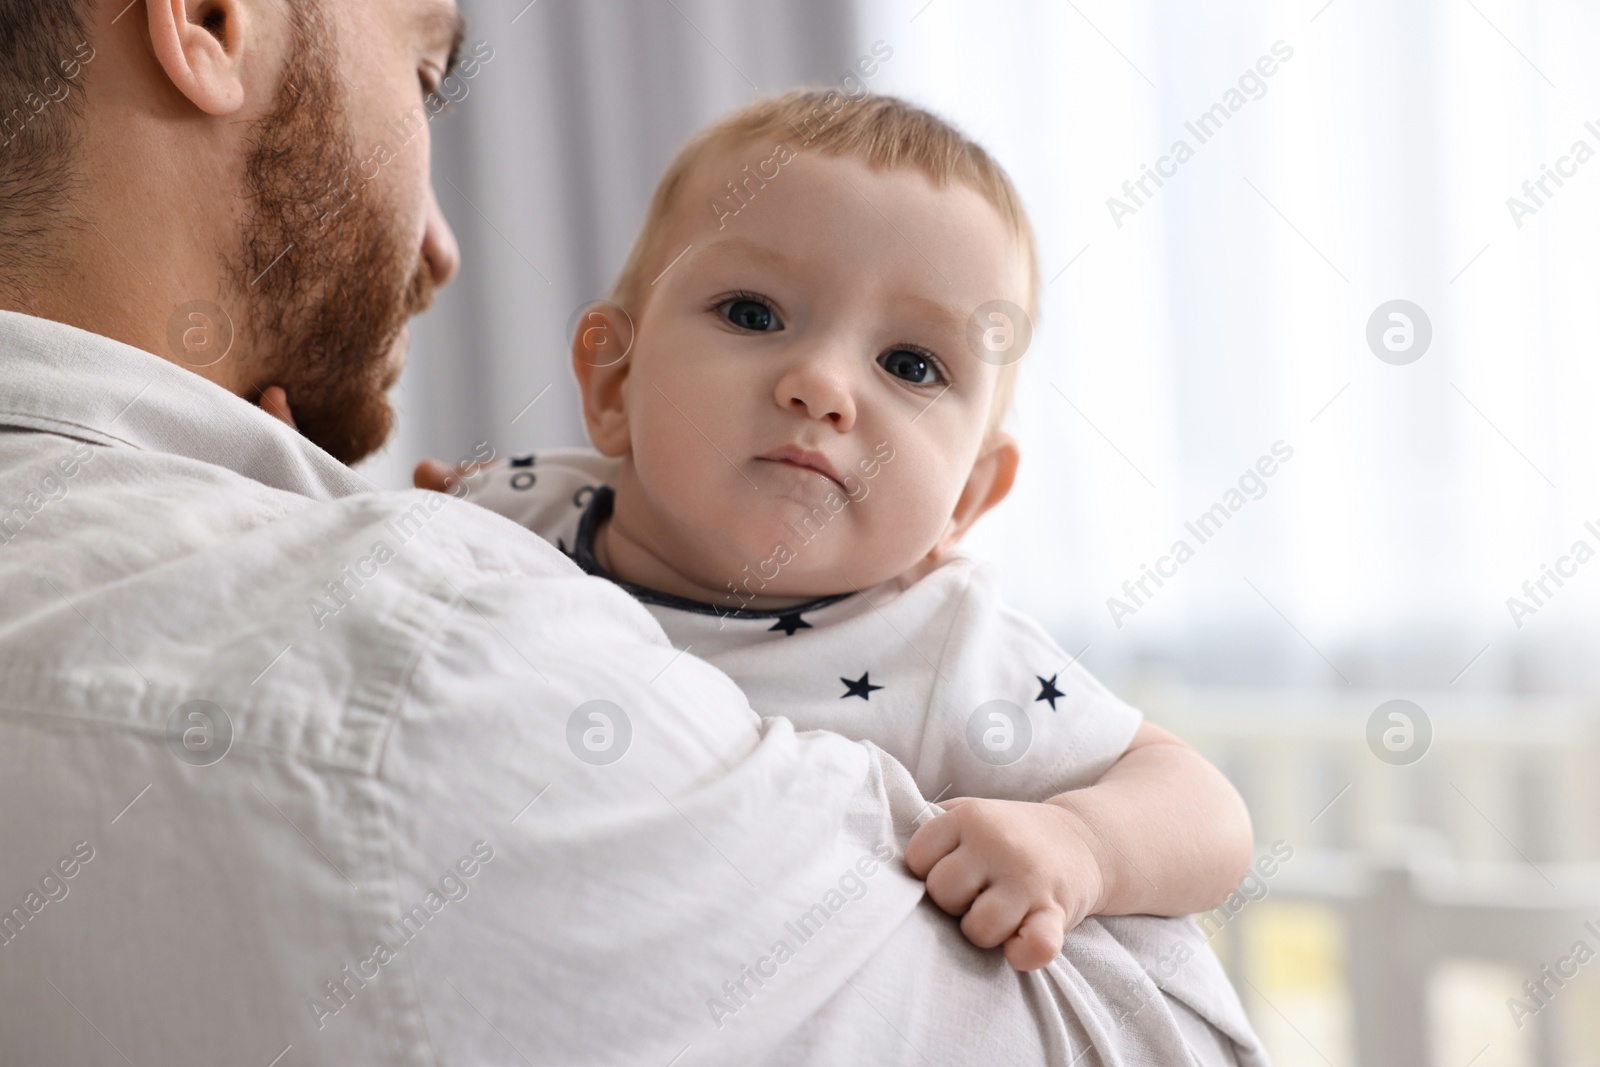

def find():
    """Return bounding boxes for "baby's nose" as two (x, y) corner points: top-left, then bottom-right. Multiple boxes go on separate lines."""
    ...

(779, 362), (856, 430)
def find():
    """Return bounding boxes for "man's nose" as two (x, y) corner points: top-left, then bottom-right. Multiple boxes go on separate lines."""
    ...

(422, 186), (460, 289)
(776, 352), (857, 431)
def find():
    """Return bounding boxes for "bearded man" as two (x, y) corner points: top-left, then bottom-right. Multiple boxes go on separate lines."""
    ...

(0, 2), (1264, 1064)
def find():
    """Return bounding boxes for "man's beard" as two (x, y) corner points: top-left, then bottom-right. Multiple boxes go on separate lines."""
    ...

(231, 2), (432, 464)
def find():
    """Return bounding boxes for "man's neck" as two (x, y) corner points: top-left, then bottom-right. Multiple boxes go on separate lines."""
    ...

(0, 237), (251, 399)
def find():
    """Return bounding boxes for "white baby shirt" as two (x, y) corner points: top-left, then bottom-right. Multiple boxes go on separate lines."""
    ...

(469, 449), (1142, 803)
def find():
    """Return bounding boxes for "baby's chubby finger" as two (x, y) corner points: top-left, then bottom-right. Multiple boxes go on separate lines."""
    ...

(958, 885), (1030, 950)
(922, 851), (987, 916)
(1003, 907), (1066, 972)
(904, 804), (967, 877)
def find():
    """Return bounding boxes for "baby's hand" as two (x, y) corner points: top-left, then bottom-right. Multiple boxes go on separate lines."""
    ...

(904, 796), (1106, 971)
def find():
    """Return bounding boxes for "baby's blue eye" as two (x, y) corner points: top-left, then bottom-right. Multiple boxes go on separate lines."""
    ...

(878, 348), (942, 385)
(721, 298), (781, 332)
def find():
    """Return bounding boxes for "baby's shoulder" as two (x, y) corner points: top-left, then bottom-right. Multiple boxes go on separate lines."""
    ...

(891, 553), (1024, 633)
(494, 446), (620, 486)
(903, 554), (1107, 687)
(465, 447), (619, 552)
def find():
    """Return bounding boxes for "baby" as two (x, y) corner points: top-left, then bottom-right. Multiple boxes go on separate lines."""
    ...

(425, 90), (1253, 971)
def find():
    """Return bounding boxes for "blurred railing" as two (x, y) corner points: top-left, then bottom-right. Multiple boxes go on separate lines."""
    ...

(1139, 687), (1600, 1067)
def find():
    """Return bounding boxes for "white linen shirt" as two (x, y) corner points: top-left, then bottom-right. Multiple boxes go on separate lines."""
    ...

(0, 310), (1264, 1067)
(467, 449), (1142, 805)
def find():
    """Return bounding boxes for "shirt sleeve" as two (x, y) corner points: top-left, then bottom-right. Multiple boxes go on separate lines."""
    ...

(378, 567), (940, 1065)
(912, 561), (1143, 803)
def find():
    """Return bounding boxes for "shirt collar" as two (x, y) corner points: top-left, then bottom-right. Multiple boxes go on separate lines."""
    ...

(0, 309), (373, 500)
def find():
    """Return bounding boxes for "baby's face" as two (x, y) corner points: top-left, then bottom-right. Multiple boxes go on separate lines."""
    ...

(594, 147), (1030, 604)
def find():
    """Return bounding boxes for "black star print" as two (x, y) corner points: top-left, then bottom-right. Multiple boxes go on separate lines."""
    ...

(840, 672), (883, 701)
(1035, 674), (1065, 711)
(769, 612), (812, 637)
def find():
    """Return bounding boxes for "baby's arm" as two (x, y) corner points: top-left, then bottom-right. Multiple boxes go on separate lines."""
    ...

(904, 721), (1253, 971)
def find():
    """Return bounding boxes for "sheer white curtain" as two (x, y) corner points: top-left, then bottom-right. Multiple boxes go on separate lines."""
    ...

(851, 0), (1600, 694)
(372, 0), (1600, 696)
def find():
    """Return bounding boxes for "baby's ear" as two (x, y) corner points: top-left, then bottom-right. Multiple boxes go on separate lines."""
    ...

(569, 302), (636, 456)
(934, 432), (1019, 557)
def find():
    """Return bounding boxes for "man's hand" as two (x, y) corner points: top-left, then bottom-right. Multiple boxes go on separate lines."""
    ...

(258, 386), (296, 428)
(905, 796), (1108, 972)
(413, 456), (497, 495)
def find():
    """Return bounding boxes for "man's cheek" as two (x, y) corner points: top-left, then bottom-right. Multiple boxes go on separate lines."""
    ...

(374, 137), (435, 253)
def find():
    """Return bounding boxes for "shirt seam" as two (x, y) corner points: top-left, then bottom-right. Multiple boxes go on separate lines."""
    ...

(0, 410), (141, 448)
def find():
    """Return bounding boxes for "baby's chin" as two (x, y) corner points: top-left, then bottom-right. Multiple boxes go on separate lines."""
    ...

(703, 534), (921, 607)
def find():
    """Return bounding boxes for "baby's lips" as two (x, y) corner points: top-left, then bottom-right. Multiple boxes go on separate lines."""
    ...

(758, 444), (845, 487)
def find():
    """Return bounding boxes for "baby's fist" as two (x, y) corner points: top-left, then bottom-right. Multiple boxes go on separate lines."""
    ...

(904, 796), (1106, 971)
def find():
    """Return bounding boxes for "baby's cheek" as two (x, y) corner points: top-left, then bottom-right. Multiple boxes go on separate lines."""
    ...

(634, 403), (717, 496)
(855, 473), (954, 570)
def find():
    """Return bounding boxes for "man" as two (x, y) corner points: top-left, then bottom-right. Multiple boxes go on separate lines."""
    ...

(0, 1), (1264, 1063)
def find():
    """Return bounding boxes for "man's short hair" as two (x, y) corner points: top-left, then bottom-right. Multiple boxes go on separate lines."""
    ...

(0, 0), (96, 265)
(610, 89), (1041, 434)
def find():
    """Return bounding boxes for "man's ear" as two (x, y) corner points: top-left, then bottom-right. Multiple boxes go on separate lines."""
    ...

(932, 431), (1020, 557)
(569, 302), (635, 457)
(146, 0), (249, 116)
